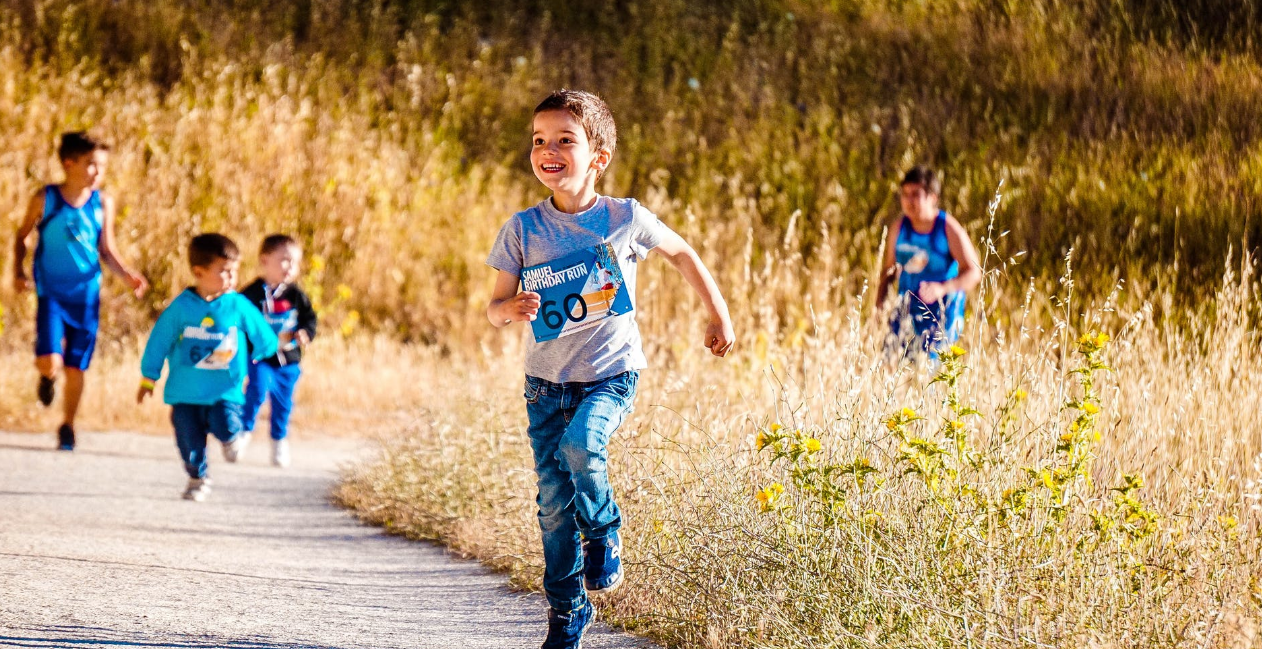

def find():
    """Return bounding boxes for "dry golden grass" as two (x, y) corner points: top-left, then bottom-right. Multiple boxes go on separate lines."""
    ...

(335, 244), (1262, 647)
(2, 2), (1262, 646)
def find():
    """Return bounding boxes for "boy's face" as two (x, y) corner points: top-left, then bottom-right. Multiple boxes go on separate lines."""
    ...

(899, 182), (939, 220)
(530, 110), (611, 196)
(62, 150), (108, 190)
(192, 257), (240, 296)
(260, 244), (302, 286)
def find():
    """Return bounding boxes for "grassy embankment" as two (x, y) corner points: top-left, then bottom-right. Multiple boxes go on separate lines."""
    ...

(2, 1), (1262, 646)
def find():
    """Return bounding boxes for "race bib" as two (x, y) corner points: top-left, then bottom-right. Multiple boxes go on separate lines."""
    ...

(521, 243), (634, 343)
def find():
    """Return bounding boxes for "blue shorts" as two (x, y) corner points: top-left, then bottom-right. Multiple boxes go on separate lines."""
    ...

(36, 297), (100, 371)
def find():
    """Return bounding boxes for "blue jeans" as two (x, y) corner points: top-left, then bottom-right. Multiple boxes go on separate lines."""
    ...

(171, 402), (244, 478)
(243, 362), (302, 440)
(524, 370), (638, 612)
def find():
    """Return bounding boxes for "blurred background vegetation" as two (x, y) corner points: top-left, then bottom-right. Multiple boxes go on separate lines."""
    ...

(2, 0), (1260, 348)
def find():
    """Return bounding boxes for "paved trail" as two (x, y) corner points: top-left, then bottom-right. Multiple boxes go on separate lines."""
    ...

(0, 430), (654, 649)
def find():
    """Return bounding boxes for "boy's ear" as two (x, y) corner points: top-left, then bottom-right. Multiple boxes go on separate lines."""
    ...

(592, 148), (613, 175)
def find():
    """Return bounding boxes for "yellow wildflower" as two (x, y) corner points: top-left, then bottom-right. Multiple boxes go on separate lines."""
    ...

(770, 423), (783, 433)
(755, 431), (769, 450)
(901, 407), (917, 419)
(804, 438), (822, 452)
(949, 344), (966, 357)
(1013, 389), (1028, 401)
(949, 420), (965, 432)
(1219, 515), (1239, 530)
(771, 482), (785, 495)
(1083, 402), (1100, 415)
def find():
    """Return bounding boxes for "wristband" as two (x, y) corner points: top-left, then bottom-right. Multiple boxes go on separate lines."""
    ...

(140, 378), (156, 390)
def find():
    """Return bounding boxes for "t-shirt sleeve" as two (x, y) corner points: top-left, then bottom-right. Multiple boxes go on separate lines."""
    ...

(629, 200), (669, 260)
(486, 216), (524, 276)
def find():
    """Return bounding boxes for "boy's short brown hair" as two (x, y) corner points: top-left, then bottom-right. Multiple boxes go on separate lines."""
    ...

(259, 233), (300, 256)
(188, 233), (240, 268)
(901, 165), (942, 196)
(534, 89), (618, 155)
(58, 131), (109, 161)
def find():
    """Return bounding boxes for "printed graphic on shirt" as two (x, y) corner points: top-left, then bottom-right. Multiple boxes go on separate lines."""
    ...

(264, 292), (300, 351)
(521, 243), (633, 343)
(180, 316), (239, 370)
(898, 243), (930, 274)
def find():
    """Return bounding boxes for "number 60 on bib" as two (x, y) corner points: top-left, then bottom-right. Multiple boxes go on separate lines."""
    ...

(520, 243), (634, 343)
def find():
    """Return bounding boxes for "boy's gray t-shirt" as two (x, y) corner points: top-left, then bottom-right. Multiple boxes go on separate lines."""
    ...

(486, 195), (669, 383)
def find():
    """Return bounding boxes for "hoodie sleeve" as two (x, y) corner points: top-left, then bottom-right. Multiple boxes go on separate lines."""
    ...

(240, 295), (279, 361)
(295, 286), (317, 341)
(140, 306), (181, 381)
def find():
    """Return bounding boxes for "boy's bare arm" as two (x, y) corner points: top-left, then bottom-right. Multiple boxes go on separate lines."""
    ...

(486, 270), (540, 328)
(97, 194), (148, 298)
(13, 192), (42, 292)
(650, 230), (735, 357)
(918, 216), (982, 304)
(874, 220), (900, 311)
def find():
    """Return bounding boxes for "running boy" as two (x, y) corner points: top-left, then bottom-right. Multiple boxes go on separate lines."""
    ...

(486, 89), (734, 649)
(137, 234), (278, 502)
(12, 131), (148, 450)
(875, 166), (982, 358)
(240, 234), (317, 468)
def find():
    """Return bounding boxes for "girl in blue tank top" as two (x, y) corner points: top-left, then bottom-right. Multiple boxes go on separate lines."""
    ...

(876, 166), (982, 359)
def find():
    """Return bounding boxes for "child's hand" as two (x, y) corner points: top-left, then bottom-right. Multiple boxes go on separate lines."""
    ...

(918, 281), (949, 305)
(296, 330), (311, 347)
(499, 291), (542, 323)
(704, 316), (736, 357)
(137, 384), (153, 404)
(127, 272), (150, 298)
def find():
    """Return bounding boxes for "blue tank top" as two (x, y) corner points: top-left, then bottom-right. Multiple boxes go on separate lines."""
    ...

(34, 185), (103, 304)
(894, 210), (965, 341)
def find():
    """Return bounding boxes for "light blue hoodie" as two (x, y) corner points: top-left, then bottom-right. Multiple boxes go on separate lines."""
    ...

(141, 289), (279, 405)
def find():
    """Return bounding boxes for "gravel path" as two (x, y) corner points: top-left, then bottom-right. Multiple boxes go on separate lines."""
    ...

(0, 430), (654, 649)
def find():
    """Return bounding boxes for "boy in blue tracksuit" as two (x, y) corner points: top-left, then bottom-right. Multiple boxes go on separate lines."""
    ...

(138, 234), (278, 502)
(240, 234), (318, 468)
(12, 132), (148, 450)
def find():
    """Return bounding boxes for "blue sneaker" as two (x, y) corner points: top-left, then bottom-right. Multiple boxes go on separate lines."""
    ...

(583, 532), (623, 593)
(541, 600), (595, 649)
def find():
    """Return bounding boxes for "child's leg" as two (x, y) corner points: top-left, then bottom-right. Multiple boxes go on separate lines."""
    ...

(524, 377), (587, 613)
(266, 364), (302, 441)
(34, 297), (65, 379)
(557, 371), (638, 542)
(207, 401), (246, 445)
(170, 405), (211, 478)
(242, 362), (271, 433)
(57, 300), (99, 427)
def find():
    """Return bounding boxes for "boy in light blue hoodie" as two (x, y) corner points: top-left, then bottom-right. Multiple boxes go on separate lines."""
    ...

(138, 233), (278, 501)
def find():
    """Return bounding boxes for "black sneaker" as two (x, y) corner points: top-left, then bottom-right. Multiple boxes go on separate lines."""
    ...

(583, 532), (624, 594)
(541, 600), (595, 649)
(37, 376), (55, 407)
(57, 424), (75, 451)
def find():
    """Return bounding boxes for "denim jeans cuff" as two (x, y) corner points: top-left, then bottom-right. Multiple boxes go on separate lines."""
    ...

(546, 592), (588, 614)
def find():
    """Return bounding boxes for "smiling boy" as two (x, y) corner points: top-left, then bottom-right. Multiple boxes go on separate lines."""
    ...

(12, 132), (148, 450)
(486, 90), (735, 649)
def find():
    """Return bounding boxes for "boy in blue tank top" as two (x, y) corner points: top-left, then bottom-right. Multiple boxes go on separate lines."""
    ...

(876, 166), (982, 359)
(487, 90), (735, 649)
(137, 234), (278, 502)
(12, 132), (149, 450)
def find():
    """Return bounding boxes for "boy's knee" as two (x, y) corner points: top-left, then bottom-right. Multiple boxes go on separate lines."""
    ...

(35, 354), (62, 377)
(556, 434), (604, 474)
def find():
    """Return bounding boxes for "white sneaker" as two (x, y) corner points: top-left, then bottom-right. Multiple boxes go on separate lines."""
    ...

(182, 477), (212, 502)
(271, 438), (291, 468)
(223, 432), (252, 463)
